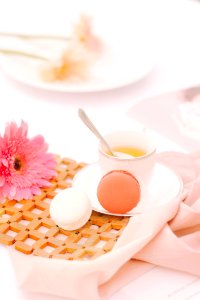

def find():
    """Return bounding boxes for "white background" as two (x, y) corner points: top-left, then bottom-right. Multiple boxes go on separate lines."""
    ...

(0, 0), (200, 299)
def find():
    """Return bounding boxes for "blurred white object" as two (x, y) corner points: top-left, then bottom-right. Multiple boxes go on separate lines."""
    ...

(174, 96), (200, 140)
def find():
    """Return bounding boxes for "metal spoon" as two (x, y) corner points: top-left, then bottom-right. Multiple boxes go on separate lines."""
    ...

(78, 109), (134, 159)
(78, 108), (115, 156)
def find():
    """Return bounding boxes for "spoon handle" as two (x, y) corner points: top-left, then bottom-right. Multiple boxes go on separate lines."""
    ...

(78, 109), (113, 155)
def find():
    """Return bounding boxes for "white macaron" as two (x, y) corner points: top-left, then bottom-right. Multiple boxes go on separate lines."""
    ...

(50, 187), (92, 230)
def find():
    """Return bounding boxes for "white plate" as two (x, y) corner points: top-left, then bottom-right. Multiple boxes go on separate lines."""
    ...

(73, 162), (183, 217)
(0, 37), (153, 93)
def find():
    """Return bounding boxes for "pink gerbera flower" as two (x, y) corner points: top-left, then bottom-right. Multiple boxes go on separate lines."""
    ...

(0, 121), (56, 201)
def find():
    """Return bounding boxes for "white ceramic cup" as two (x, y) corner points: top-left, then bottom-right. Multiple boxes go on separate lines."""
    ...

(98, 130), (156, 195)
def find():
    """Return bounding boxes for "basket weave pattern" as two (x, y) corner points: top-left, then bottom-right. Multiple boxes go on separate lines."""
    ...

(0, 157), (129, 260)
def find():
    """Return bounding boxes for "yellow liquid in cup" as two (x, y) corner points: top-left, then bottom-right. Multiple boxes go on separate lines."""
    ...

(112, 146), (146, 157)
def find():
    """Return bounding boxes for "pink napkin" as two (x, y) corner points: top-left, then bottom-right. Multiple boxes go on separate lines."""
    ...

(135, 151), (200, 276)
(9, 151), (200, 300)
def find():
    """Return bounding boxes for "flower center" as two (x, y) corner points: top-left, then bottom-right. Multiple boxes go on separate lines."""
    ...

(14, 158), (22, 171)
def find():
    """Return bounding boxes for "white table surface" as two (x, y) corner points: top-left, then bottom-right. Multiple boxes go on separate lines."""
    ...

(0, 0), (200, 299)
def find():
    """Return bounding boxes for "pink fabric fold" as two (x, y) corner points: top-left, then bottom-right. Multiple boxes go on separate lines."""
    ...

(135, 151), (200, 276)
(9, 151), (200, 300)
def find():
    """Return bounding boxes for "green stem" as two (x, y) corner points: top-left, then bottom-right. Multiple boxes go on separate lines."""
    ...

(0, 49), (49, 61)
(0, 32), (70, 41)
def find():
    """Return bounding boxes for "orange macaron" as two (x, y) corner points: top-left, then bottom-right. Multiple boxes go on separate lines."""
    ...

(97, 170), (141, 214)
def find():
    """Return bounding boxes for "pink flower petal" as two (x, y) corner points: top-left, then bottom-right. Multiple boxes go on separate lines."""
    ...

(0, 176), (5, 187)
(0, 121), (56, 201)
(1, 158), (8, 167)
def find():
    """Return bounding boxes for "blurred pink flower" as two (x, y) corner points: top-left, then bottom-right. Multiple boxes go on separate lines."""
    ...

(41, 46), (91, 82)
(73, 15), (103, 54)
(0, 121), (56, 201)
(40, 14), (104, 82)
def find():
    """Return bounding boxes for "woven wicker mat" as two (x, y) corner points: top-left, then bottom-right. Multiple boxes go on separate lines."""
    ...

(0, 156), (129, 260)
